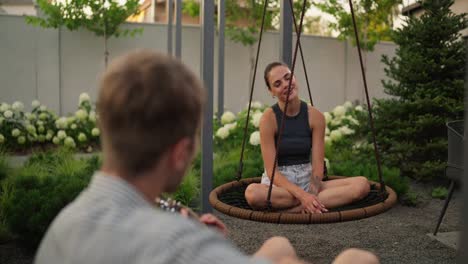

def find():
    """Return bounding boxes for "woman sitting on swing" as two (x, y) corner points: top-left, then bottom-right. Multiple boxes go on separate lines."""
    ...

(245, 62), (370, 213)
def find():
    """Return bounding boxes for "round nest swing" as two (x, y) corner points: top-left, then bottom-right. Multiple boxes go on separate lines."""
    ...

(210, 176), (397, 224)
(209, 0), (398, 224)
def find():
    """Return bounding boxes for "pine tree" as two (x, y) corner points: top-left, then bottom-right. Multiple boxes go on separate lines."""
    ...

(374, 0), (466, 181)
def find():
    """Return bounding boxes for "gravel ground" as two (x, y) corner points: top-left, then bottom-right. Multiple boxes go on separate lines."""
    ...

(218, 182), (462, 264)
(0, 181), (461, 264)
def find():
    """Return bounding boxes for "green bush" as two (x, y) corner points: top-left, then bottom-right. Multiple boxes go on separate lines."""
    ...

(329, 158), (408, 196)
(0, 149), (95, 249)
(0, 150), (11, 185)
(170, 167), (200, 208)
(0, 151), (13, 243)
(432, 187), (448, 200)
(0, 93), (100, 153)
(373, 0), (466, 181)
(400, 190), (420, 207)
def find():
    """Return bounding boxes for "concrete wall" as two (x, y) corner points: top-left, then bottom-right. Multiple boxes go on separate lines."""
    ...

(0, 14), (396, 116)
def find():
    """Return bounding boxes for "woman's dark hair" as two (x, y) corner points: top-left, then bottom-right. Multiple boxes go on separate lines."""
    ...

(264, 61), (288, 90)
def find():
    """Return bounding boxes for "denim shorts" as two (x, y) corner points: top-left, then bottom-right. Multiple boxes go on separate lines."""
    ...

(261, 163), (312, 191)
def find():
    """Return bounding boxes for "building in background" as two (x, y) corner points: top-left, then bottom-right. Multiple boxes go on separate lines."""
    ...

(401, 0), (467, 36)
(0, 0), (36, 15)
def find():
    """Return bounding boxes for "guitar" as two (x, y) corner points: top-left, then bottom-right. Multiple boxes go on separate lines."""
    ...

(155, 197), (199, 219)
(155, 197), (227, 235)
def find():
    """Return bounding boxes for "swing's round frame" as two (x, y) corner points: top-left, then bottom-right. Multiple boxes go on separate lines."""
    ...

(210, 176), (397, 224)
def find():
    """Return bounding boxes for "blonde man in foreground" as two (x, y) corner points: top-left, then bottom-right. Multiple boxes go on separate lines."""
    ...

(34, 50), (379, 264)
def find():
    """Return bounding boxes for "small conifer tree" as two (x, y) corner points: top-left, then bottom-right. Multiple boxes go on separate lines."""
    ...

(374, 0), (466, 181)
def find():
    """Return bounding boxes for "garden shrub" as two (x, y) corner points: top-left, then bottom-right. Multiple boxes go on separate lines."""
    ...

(432, 186), (448, 200)
(0, 149), (95, 249)
(373, 0), (466, 181)
(323, 103), (409, 197)
(170, 167), (200, 209)
(0, 151), (10, 185)
(0, 93), (100, 154)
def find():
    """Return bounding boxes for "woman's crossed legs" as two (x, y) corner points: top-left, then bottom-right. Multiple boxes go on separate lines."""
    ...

(245, 176), (370, 213)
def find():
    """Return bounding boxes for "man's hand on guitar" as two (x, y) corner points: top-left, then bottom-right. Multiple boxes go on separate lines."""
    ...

(179, 209), (228, 236)
(198, 214), (228, 236)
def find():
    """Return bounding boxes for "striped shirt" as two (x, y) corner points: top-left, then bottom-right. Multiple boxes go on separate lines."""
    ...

(35, 172), (270, 264)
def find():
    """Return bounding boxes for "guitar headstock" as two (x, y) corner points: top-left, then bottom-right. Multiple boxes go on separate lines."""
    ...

(156, 197), (182, 213)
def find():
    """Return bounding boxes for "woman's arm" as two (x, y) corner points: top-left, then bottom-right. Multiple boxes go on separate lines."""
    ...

(308, 106), (326, 193)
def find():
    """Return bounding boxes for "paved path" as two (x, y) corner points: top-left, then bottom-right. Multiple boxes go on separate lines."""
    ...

(217, 184), (461, 264)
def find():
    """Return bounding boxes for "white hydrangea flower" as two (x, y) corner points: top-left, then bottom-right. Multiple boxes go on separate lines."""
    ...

(215, 126), (230, 139)
(52, 136), (60, 145)
(221, 111), (236, 125)
(11, 129), (20, 137)
(32, 100), (41, 108)
(12, 101), (24, 111)
(0, 134), (4, 144)
(36, 120), (44, 126)
(55, 117), (68, 129)
(39, 113), (48, 120)
(17, 136), (26, 145)
(325, 127), (330, 136)
(338, 126), (354, 135)
(251, 111), (263, 128)
(71, 124), (77, 130)
(333, 105), (346, 117)
(329, 130), (342, 141)
(88, 111), (97, 123)
(224, 122), (237, 131)
(39, 105), (47, 111)
(251, 101), (263, 109)
(45, 133), (53, 140)
(38, 126), (45, 133)
(75, 109), (88, 121)
(0, 103), (10, 112)
(79, 93), (91, 105)
(324, 157), (330, 169)
(347, 117), (359, 126)
(343, 101), (353, 110)
(86, 146), (94, 153)
(28, 114), (37, 121)
(330, 116), (343, 126)
(324, 136), (331, 144)
(57, 130), (67, 140)
(3, 110), (13, 119)
(26, 125), (36, 134)
(78, 133), (87, 142)
(355, 105), (364, 112)
(67, 116), (76, 125)
(64, 137), (76, 148)
(91, 128), (100, 137)
(249, 131), (261, 146)
(37, 135), (45, 142)
(323, 112), (332, 124)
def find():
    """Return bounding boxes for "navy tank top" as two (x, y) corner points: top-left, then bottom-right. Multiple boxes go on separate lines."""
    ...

(272, 101), (312, 166)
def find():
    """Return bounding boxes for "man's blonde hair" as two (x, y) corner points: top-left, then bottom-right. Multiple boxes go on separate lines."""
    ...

(98, 50), (205, 175)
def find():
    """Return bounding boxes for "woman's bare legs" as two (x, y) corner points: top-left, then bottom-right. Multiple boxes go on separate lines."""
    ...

(253, 236), (306, 264)
(245, 183), (302, 212)
(318, 176), (370, 209)
(332, 248), (380, 264)
(253, 237), (379, 264)
(245, 176), (370, 212)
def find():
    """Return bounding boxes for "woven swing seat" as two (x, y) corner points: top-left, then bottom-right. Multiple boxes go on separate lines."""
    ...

(209, 176), (397, 224)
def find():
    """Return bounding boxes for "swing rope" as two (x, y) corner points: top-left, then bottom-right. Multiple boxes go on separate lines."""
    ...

(347, 0), (386, 193)
(266, 0), (309, 210)
(236, 0), (314, 181)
